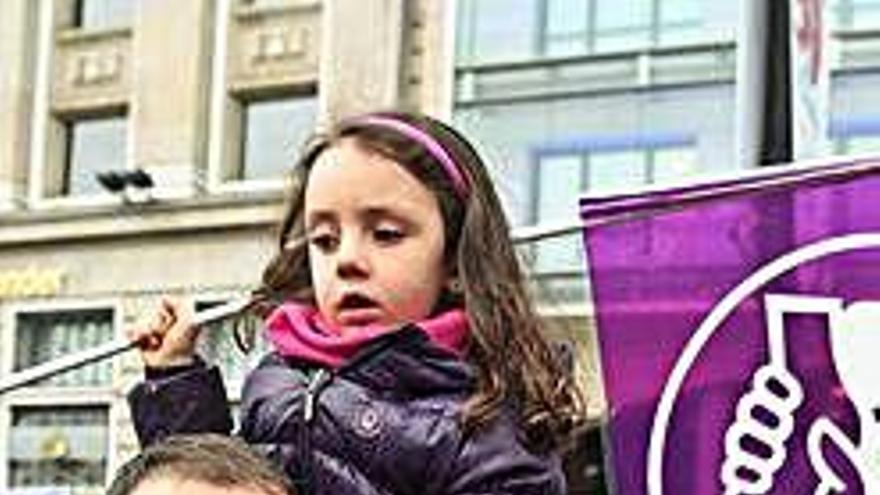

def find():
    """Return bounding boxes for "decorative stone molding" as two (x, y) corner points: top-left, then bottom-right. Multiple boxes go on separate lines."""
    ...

(227, 3), (319, 90)
(69, 50), (122, 86)
(53, 29), (131, 110)
(252, 26), (306, 63)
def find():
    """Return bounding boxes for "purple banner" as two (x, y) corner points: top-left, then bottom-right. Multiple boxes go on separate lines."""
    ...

(580, 158), (880, 494)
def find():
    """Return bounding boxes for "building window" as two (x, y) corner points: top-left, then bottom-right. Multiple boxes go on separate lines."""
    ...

(458, 0), (726, 61)
(456, 0), (541, 63)
(195, 301), (268, 395)
(833, 0), (880, 30)
(7, 406), (108, 488)
(531, 136), (696, 274)
(593, 0), (653, 52)
(74, 0), (134, 30)
(839, 134), (880, 153)
(657, 0), (709, 46)
(14, 308), (114, 387)
(239, 93), (317, 181)
(63, 115), (127, 197)
(830, 116), (880, 154)
(544, 0), (591, 56)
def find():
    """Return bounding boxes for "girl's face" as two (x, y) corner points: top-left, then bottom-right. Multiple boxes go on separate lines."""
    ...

(304, 138), (450, 332)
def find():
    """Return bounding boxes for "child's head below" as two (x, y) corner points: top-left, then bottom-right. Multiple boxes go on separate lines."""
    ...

(261, 111), (585, 446)
(107, 434), (294, 495)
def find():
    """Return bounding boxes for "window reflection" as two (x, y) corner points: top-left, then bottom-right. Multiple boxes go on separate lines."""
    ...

(532, 144), (696, 274)
(593, 0), (652, 52)
(75, 0), (134, 30)
(65, 116), (127, 197)
(545, 0), (590, 56)
(8, 406), (108, 488)
(457, 0), (726, 60)
(240, 94), (316, 181)
(15, 309), (113, 387)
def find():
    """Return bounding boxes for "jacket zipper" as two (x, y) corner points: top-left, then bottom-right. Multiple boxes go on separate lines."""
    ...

(304, 368), (329, 423)
(299, 368), (330, 495)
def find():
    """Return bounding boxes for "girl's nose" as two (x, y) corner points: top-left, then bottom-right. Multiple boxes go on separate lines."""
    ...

(335, 236), (369, 279)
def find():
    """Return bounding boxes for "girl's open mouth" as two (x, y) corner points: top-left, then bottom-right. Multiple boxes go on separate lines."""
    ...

(336, 293), (384, 326)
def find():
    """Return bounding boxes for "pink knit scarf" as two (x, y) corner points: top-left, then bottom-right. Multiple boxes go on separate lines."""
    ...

(265, 303), (470, 368)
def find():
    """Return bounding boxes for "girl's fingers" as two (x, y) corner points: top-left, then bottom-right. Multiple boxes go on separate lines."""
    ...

(128, 298), (198, 366)
(142, 334), (162, 351)
(126, 327), (161, 350)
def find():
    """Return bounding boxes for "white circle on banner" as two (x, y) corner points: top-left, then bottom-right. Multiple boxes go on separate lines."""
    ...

(647, 232), (880, 495)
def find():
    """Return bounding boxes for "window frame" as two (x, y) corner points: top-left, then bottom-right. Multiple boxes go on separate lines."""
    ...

(528, 131), (696, 277)
(236, 89), (318, 183)
(193, 294), (268, 401)
(0, 298), (123, 489)
(211, 84), (318, 194)
(72, 0), (135, 31)
(4, 404), (112, 489)
(830, 114), (880, 154)
(32, 107), (130, 209)
(458, 0), (726, 61)
(60, 112), (129, 199)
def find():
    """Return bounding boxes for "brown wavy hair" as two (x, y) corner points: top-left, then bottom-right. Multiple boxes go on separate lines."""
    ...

(107, 434), (294, 495)
(257, 111), (585, 450)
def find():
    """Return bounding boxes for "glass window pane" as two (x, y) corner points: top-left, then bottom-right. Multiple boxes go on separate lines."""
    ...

(534, 155), (584, 273)
(594, 0), (653, 52)
(830, 0), (849, 29)
(66, 116), (127, 196)
(651, 146), (698, 184)
(195, 301), (268, 392)
(241, 94), (317, 181)
(849, 0), (880, 29)
(465, 0), (540, 62)
(844, 134), (880, 153)
(8, 406), (108, 488)
(15, 309), (114, 387)
(658, 0), (711, 46)
(77, 0), (134, 30)
(545, 0), (589, 56)
(587, 150), (648, 191)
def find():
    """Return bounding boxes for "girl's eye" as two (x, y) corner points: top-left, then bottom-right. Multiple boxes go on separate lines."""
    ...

(373, 227), (405, 244)
(309, 233), (338, 252)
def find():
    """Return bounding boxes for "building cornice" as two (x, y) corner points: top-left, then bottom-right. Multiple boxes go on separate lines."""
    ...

(0, 190), (285, 247)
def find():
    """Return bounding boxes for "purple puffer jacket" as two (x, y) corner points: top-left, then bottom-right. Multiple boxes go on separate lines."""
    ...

(128, 325), (566, 494)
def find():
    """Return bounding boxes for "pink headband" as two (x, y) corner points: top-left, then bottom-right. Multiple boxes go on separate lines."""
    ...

(354, 115), (469, 199)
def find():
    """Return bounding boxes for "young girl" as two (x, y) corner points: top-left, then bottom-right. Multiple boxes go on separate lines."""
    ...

(127, 111), (585, 494)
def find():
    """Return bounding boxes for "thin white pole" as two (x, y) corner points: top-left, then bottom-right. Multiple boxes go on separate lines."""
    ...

(0, 298), (252, 394)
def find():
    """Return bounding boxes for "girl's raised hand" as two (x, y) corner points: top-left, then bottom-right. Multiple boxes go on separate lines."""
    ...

(127, 297), (200, 368)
